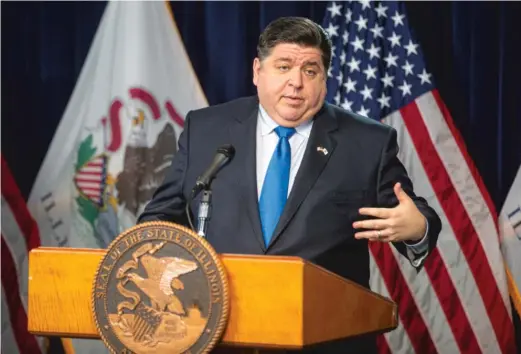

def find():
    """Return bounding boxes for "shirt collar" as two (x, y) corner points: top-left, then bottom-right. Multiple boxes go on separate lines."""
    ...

(258, 104), (314, 138)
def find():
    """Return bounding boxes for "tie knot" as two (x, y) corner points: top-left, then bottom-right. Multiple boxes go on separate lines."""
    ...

(274, 126), (296, 139)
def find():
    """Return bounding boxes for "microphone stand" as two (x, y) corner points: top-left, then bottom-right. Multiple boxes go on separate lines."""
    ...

(196, 189), (212, 237)
(185, 184), (213, 238)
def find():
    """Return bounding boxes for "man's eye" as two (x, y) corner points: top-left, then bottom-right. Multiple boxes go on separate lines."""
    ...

(278, 66), (289, 71)
(305, 70), (317, 76)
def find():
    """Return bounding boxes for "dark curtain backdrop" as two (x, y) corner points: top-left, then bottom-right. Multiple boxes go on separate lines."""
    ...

(2, 1), (520, 352)
(2, 1), (520, 211)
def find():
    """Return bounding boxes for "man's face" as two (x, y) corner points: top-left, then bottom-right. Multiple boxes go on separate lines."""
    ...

(253, 43), (327, 128)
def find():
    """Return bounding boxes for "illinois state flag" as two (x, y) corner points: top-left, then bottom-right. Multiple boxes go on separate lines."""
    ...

(28, 0), (206, 249)
(27, 1), (207, 352)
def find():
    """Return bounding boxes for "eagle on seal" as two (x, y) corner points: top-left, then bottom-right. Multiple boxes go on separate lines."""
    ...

(126, 254), (197, 315)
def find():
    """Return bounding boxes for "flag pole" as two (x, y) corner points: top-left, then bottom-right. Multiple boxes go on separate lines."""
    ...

(506, 255), (521, 316)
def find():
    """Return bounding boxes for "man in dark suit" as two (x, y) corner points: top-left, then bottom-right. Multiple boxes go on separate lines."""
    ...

(138, 16), (441, 353)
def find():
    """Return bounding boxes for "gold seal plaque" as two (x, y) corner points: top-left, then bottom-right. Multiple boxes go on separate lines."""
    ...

(92, 221), (229, 354)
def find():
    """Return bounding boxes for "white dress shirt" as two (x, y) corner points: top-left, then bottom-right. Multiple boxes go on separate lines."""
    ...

(255, 104), (429, 261)
(256, 104), (314, 198)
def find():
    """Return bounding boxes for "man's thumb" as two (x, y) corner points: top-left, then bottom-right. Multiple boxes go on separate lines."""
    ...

(394, 182), (408, 203)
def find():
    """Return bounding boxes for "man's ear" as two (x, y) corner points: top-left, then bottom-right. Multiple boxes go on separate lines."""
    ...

(252, 58), (261, 86)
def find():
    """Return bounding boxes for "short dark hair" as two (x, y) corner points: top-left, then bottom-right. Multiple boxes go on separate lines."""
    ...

(257, 17), (333, 73)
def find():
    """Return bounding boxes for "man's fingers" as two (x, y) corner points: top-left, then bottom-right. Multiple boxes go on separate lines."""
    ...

(353, 218), (389, 230)
(358, 207), (392, 219)
(354, 230), (390, 242)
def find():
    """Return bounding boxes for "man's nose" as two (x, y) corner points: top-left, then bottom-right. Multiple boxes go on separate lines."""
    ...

(288, 69), (303, 88)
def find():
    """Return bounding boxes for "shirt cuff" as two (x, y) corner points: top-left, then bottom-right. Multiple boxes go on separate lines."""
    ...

(404, 218), (429, 255)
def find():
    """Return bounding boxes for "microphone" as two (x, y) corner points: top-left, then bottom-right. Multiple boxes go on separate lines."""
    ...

(191, 144), (236, 198)
(186, 144), (235, 236)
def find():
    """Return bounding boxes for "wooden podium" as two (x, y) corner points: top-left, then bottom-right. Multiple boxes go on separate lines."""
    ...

(27, 247), (397, 352)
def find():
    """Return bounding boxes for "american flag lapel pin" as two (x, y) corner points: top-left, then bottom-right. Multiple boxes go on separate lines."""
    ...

(317, 146), (328, 155)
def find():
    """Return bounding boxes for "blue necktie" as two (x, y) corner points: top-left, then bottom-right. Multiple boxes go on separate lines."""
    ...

(259, 126), (296, 246)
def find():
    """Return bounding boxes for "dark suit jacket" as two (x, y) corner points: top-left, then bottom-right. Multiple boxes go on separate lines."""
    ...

(138, 95), (441, 353)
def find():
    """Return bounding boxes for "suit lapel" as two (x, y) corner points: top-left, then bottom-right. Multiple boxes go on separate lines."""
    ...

(228, 99), (266, 251)
(267, 106), (338, 250)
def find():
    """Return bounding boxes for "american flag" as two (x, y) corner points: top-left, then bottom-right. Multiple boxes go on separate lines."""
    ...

(322, 1), (517, 353)
(1, 156), (45, 354)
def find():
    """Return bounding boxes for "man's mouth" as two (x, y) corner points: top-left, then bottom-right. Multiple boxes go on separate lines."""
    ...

(283, 96), (304, 102)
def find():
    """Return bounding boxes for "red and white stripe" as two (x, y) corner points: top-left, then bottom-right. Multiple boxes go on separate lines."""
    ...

(369, 90), (517, 353)
(1, 156), (45, 354)
(74, 156), (106, 203)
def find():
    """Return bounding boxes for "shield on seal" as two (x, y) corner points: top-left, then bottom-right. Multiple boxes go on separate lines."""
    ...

(92, 221), (229, 354)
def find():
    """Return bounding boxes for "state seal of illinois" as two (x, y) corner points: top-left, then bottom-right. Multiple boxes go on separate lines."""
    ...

(92, 221), (229, 354)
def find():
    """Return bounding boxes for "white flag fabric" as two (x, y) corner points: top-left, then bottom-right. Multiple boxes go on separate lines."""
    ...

(500, 165), (521, 317)
(27, 1), (207, 352)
